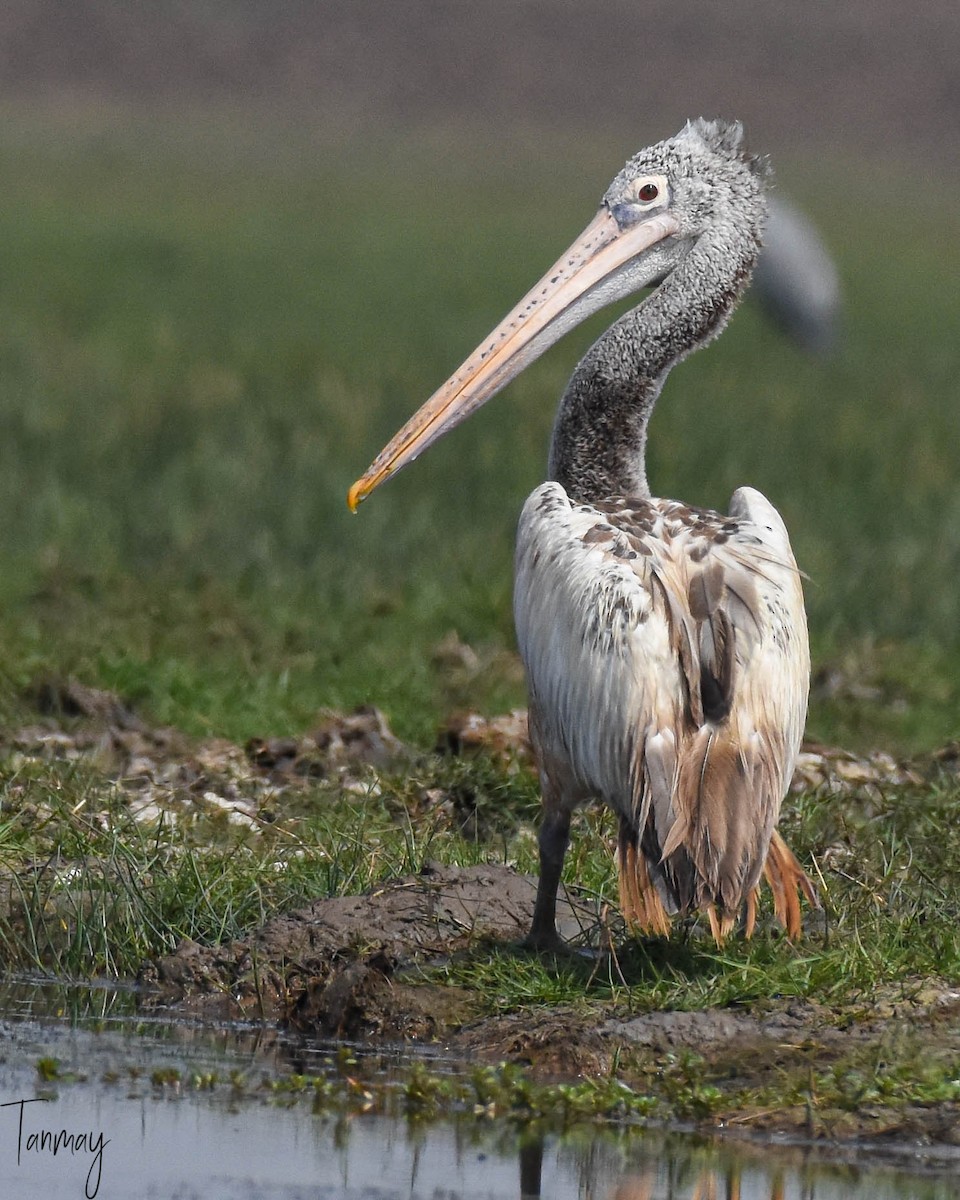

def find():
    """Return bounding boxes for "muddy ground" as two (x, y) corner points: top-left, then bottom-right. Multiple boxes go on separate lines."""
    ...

(7, 678), (960, 1147)
(138, 856), (960, 1145)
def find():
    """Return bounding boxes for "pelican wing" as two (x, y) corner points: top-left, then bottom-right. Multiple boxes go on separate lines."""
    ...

(513, 482), (808, 919)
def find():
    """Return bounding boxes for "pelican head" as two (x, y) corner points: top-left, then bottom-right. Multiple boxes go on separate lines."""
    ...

(348, 119), (766, 511)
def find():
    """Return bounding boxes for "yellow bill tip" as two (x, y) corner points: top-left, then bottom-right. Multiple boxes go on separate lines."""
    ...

(346, 479), (367, 513)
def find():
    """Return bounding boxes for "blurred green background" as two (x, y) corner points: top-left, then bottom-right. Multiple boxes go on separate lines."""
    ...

(0, 3), (958, 752)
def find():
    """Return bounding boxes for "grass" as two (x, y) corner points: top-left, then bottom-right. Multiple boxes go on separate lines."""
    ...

(0, 753), (512, 977)
(4, 712), (960, 1010)
(1, 107), (960, 1131)
(0, 107), (958, 749)
(422, 776), (960, 1014)
(4, 713), (960, 1131)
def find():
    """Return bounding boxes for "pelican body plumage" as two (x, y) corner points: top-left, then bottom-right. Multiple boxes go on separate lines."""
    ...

(350, 119), (817, 948)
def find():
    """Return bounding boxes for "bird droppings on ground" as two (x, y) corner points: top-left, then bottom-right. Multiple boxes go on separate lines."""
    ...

(435, 708), (532, 767)
(790, 742), (924, 795)
(1, 680), (418, 834)
(1, 676), (947, 816)
(248, 705), (411, 777)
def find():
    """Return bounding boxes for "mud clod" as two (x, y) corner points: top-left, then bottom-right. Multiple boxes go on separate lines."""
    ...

(12, 683), (960, 1144)
(141, 862), (595, 1026)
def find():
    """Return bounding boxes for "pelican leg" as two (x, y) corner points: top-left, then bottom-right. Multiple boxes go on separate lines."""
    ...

(525, 805), (572, 951)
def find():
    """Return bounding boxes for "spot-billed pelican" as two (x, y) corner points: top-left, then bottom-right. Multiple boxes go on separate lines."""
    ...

(349, 119), (818, 948)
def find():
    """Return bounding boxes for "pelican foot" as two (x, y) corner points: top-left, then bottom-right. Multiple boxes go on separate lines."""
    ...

(521, 925), (568, 955)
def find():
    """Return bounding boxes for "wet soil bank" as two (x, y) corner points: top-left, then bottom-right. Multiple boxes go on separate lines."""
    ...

(8, 681), (960, 1150)
(140, 858), (960, 1148)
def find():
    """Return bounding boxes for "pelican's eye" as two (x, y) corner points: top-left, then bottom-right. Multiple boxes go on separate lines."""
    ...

(632, 175), (667, 209)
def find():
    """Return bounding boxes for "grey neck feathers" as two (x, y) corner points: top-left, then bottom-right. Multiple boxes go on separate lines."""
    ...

(547, 223), (759, 505)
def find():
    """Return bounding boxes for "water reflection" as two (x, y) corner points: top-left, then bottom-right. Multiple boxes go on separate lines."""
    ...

(520, 1130), (955, 1199)
(0, 975), (955, 1199)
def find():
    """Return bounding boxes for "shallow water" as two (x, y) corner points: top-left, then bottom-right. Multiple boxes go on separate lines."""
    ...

(0, 977), (955, 1200)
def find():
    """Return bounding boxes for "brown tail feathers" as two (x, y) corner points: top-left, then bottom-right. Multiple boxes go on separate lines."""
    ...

(618, 825), (818, 945)
(617, 828), (672, 938)
(762, 829), (820, 938)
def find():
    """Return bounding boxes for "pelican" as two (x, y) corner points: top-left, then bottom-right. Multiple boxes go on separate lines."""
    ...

(349, 119), (818, 948)
(754, 194), (841, 356)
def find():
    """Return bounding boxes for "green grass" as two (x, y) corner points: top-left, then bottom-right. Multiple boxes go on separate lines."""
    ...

(4, 714), (960, 1012)
(2, 106), (960, 1098)
(6, 738), (960, 1134)
(0, 108), (957, 750)
(424, 776), (960, 1016)
(0, 753), (511, 977)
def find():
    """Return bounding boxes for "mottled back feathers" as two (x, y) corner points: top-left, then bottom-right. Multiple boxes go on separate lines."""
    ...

(514, 482), (808, 929)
